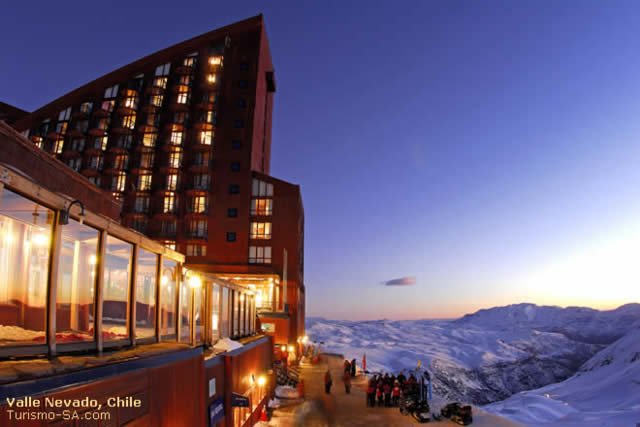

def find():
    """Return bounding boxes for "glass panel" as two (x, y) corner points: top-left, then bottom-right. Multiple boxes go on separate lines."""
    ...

(210, 284), (220, 343)
(160, 259), (177, 337)
(135, 248), (157, 339)
(180, 280), (190, 342)
(244, 296), (250, 334)
(0, 189), (53, 346)
(194, 287), (203, 343)
(238, 293), (244, 336)
(102, 235), (132, 341)
(57, 219), (98, 342)
(232, 290), (239, 337)
(220, 287), (229, 338)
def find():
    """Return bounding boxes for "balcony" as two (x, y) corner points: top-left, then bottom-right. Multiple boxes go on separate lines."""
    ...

(188, 159), (213, 172)
(184, 231), (208, 241)
(186, 182), (211, 193)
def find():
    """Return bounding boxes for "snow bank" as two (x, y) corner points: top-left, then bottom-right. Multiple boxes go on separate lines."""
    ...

(275, 385), (299, 400)
(213, 338), (243, 352)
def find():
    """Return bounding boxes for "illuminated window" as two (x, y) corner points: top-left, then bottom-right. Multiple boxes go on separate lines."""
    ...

(160, 259), (177, 337)
(252, 179), (274, 197)
(140, 152), (155, 168)
(121, 114), (136, 129)
(249, 246), (272, 264)
(179, 279), (191, 343)
(166, 174), (178, 191)
(170, 130), (183, 145)
(122, 93), (139, 110)
(202, 91), (216, 104)
(178, 75), (193, 86)
(101, 100), (115, 112)
(163, 241), (176, 251)
(134, 195), (150, 213)
(114, 154), (129, 170)
(135, 248), (157, 339)
(155, 63), (171, 76)
(53, 138), (64, 154)
(189, 196), (208, 213)
(182, 55), (197, 67)
(95, 117), (110, 131)
(56, 121), (68, 135)
(142, 133), (157, 147)
(186, 219), (207, 238)
(137, 174), (152, 191)
(250, 199), (273, 216)
(202, 110), (215, 124)
(0, 189), (53, 346)
(220, 287), (230, 337)
(168, 149), (182, 168)
(91, 136), (108, 151)
(57, 219), (99, 342)
(163, 194), (176, 213)
(206, 74), (217, 84)
(104, 84), (119, 99)
(209, 284), (220, 342)
(32, 136), (44, 149)
(199, 130), (213, 145)
(112, 173), (126, 192)
(250, 222), (272, 240)
(79, 102), (93, 114)
(150, 94), (164, 107)
(102, 235), (132, 341)
(176, 87), (190, 104)
(186, 244), (207, 256)
(208, 56), (222, 65)
(153, 76), (168, 89)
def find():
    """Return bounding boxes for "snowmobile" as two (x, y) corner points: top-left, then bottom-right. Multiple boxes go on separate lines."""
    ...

(399, 394), (431, 423)
(441, 402), (473, 425)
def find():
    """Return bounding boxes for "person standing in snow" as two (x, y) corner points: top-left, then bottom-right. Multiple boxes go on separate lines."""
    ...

(392, 380), (402, 406)
(376, 385), (384, 407)
(351, 358), (356, 377)
(324, 370), (333, 394)
(383, 380), (392, 407)
(343, 371), (352, 394)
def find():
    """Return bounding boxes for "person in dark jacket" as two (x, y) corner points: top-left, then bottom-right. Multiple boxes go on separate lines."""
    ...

(376, 385), (384, 407)
(351, 358), (356, 377)
(324, 370), (333, 394)
(344, 359), (351, 376)
(383, 381), (392, 407)
(397, 371), (406, 386)
(366, 380), (375, 407)
(343, 371), (352, 394)
(383, 373), (391, 386)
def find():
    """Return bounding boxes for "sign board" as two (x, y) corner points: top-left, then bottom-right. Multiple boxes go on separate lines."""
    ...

(261, 323), (275, 333)
(209, 398), (224, 426)
(231, 392), (250, 408)
(209, 378), (216, 397)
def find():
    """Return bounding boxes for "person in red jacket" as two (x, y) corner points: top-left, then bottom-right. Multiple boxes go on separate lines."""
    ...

(324, 370), (333, 394)
(383, 381), (392, 407)
(376, 385), (384, 407)
(392, 380), (402, 406)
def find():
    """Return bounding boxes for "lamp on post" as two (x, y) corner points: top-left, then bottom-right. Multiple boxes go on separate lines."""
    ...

(59, 200), (85, 225)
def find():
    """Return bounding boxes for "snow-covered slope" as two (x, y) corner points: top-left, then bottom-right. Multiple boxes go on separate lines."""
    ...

(484, 326), (640, 426)
(306, 303), (640, 406)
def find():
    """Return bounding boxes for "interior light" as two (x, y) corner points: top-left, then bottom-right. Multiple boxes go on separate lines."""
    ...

(89, 255), (97, 265)
(207, 74), (216, 83)
(281, 345), (286, 352)
(33, 233), (49, 247)
(189, 275), (202, 288)
(288, 345), (294, 353)
(161, 275), (169, 286)
(257, 375), (266, 386)
(209, 57), (222, 65)
(4, 233), (14, 245)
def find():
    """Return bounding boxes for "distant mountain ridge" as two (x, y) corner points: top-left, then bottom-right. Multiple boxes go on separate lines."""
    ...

(306, 302), (640, 410)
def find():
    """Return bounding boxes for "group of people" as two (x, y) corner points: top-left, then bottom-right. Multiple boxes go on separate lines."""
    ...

(324, 358), (357, 394)
(365, 371), (419, 408)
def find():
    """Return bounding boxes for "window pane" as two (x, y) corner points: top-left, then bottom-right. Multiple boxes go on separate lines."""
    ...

(233, 291), (239, 337)
(244, 295), (249, 335)
(102, 236), (131, 341)
(180, 280), (191, 342)
(220, 287), (229, 338)
(0, 189), (53, 346)
(135, 249), (157, 339)
(160, 259), (177, 337)
(210, 284), (220, 342)
(57, 219), (98, 342)
(194, 287), (203, 343)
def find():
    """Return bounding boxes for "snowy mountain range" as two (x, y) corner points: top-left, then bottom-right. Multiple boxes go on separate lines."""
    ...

(306, 303), (640, 425)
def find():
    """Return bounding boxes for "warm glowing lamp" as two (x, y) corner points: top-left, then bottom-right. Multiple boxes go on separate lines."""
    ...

(288, 345), (294, 353)
(190, 275), (202, 288)
(161, 275), (168, 286)
(281, 345), (286, 352)
(257, 375), (266, 386)
(89, 255), (97, 265)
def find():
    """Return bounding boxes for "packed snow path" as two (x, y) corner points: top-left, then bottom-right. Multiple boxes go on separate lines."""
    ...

(266, 354), (523, 426)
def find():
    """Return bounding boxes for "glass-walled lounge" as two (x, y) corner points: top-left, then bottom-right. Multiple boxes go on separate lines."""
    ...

(0, 167), (256, 358)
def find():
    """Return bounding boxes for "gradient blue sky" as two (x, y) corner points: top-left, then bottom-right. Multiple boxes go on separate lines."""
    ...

(3, 1), (640, 319)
